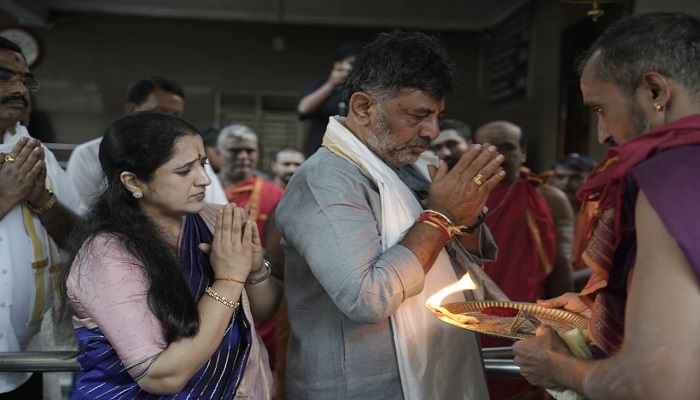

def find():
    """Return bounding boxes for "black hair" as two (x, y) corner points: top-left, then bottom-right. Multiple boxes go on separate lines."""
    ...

(198, 123), (219, 148)
(60, 112), (202, 343)
(439, 118), (472, 141)
(0, 36), (22, 54)
(343, 30), (458, 105)
(274, 147), (304, 161)
(334, 41), (364, 62)
(577, 12), (700, 101)
(126, 76), (186, 105)
(554, 153), (596, 172)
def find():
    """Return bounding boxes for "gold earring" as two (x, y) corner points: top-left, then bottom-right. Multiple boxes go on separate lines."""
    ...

(133, 189), (143, 199)
(654, 103), (665, 112)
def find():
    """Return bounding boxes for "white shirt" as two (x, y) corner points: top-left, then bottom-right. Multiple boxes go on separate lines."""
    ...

(67, 137), (227, 206)
(0, 125), (83, 393)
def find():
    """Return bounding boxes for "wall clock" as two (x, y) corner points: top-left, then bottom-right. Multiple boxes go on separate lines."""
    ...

(0, 27), (43, 69)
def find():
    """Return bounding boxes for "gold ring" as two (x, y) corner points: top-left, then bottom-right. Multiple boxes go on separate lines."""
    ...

(472, 174), (485, 186)
(4, 154), (15, 163)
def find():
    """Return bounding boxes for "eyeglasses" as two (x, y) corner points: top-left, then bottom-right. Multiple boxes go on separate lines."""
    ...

(0, 69), (41, 92)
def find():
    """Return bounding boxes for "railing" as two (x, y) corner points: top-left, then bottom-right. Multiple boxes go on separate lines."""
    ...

(0, 352), (79, 372)
(0, 348), (523, 378)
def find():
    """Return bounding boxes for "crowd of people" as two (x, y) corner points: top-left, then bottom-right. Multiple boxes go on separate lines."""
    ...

(0, 10), (699, 400)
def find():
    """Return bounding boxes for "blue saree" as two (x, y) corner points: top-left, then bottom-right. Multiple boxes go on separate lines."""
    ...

(72, 214), (253, 399)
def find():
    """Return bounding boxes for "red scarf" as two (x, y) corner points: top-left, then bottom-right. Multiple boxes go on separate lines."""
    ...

(576, 113), (700, 354)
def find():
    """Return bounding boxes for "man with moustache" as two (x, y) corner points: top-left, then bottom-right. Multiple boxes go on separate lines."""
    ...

(551, 153), (597, 291)
(271, 148), (305, 189)
(217, 124), (284, 242)
(67, 77), (227, 205)
(276, 31), (505, 399)
(0, 36), (82, 398)
(551, 153), (596, 214)
(513, 13), (700, 398)
(429, 118), (472, 169)
(470, 120), (574, 400)
(216, 123), (283, 377)
(265, 147), (304, 399)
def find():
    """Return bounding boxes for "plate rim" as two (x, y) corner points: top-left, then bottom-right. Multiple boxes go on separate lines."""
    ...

(434, 300), (589, 340)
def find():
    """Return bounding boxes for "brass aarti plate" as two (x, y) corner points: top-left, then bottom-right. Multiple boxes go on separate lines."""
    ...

(434, 300), (589, 341)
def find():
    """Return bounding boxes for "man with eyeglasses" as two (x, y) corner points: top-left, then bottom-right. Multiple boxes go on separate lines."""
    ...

(0, 36), (83, 399)
(66, 77), (227, 205)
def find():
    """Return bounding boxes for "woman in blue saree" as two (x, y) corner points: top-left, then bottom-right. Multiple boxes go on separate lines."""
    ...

(60, 112), (280, 399)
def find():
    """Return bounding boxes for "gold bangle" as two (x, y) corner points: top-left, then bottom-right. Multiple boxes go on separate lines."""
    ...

(26, 190), (57, 215)
(205, 287), (239, 309)
(422, 209), (454, 226)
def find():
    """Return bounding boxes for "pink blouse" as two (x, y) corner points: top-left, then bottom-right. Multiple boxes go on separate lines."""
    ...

(67, 233), (167, 378)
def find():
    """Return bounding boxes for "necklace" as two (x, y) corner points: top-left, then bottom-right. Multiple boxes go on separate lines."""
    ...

(487, 182), (516, 215)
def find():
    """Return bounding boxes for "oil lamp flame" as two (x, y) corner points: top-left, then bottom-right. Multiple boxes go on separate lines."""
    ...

(425, 273), (477, 310)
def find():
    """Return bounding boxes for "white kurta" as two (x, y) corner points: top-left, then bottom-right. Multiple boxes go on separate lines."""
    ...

(0, 124), (83, 393)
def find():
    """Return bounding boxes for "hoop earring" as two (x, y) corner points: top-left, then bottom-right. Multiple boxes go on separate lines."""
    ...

(132, 189), (143, 199)
(654, 103), (665, 112)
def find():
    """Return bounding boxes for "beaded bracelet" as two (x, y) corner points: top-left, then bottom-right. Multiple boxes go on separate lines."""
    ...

(205, 287), (239, 309)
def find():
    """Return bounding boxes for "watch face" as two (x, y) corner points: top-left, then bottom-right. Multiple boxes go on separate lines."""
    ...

(0, 28), (41, 69)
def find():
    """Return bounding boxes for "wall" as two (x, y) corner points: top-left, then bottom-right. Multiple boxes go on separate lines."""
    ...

(456, 0), (586, 171)
(3, 0), (609, 171)
(14, 14), (484, 144)
(635, 0), (700, 18)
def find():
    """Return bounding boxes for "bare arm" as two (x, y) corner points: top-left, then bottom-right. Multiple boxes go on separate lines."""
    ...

(0, 137), (81, 247)
(513, 191), (700, 399)
(244, 214), (283, 321)
(0, 137), (43, 219)
(538, 185), (575, 297)
(297, 62), (350, 116)
(138, 205), (255, 394)
(32, 200), (81, 248)
(27, 166), (81, 248)
(265, 208), (285, 280)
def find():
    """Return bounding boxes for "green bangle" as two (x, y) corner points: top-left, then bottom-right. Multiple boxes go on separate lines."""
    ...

(246, 260), (271, 285)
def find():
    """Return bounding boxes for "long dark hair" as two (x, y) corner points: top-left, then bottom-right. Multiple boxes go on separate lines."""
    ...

(60, 111), (201, 342)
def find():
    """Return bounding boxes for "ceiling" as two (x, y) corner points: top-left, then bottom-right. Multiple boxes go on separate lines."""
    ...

(2, 0), (532, 32)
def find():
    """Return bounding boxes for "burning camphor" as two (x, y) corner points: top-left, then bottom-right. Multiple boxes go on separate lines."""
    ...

(425, 273), (479, 324)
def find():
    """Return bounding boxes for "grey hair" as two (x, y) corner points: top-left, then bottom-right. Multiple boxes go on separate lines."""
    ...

(217, 124), (258, 148)
(343, 30), (458, 105)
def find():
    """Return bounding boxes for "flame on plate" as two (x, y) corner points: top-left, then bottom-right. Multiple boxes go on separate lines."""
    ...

(425, 273), (479, 324)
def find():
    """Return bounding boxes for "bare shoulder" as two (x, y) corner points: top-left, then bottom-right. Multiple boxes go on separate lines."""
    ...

(537, 185), (574, 220)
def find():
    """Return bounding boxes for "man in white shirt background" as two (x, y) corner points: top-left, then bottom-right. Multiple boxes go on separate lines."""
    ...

(67, 76), (227, 205)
